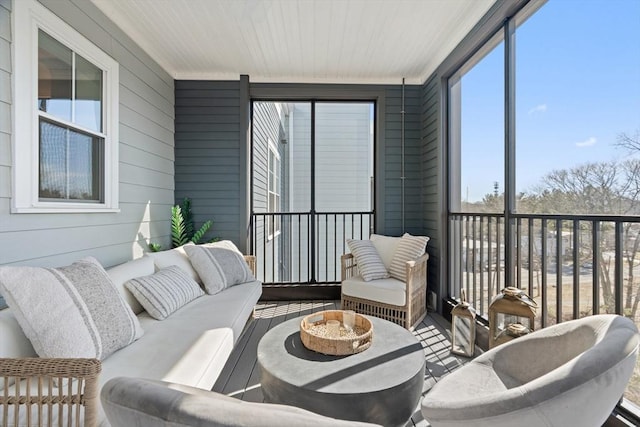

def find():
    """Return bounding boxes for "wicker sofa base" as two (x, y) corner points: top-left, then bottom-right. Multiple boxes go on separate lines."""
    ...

(0, 358), (101, 427)
(341, 293), (426, 331)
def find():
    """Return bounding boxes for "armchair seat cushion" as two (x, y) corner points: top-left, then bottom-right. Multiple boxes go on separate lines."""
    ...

(342, 275), (406, 306)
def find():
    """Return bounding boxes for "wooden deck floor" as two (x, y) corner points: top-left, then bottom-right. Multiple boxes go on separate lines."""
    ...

(212, 301), (470, 427)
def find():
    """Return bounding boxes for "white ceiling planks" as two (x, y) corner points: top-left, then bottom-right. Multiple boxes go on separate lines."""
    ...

(90, 0), (496, 84)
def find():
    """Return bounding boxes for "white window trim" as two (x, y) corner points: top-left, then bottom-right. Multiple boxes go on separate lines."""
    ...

(267, 139), (281, 240)
(12, 0), (119, 213)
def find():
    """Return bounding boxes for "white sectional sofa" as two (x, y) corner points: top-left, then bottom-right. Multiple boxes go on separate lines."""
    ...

(0, 243), (262, 427)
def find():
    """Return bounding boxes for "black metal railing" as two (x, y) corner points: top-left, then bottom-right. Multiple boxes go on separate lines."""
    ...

(450, 212), (640, 329)
(251, 211), (374, 284)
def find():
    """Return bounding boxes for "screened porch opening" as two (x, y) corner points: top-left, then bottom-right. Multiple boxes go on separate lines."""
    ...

(251, 101), (375, 288)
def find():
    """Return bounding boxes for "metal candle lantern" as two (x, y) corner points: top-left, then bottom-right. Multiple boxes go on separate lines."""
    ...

(489, 286), (537, 348)
(451, 290), (476, 357)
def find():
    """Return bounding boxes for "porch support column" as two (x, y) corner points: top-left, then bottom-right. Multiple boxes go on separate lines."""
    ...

(504, 19), (516, 287)
(239, 74), (251, 254)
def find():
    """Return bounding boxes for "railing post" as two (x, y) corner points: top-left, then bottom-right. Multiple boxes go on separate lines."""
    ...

(310, 209), (316, 284)
(615, 221), (624, 315)
(451, 215), (461, 301)
(541, 218), (548, 328)
(556, 218), (563, 323)
(249, 212), (254, 256)
(593, 221), (600, 315)
(572, 219), (580, 320)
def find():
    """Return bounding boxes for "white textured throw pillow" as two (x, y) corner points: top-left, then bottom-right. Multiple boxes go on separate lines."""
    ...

(0, 257), (143, 360)
(146, 242), (201, 284)
(389, 233), (430, 281)
(346, 239), (389, 281)
(184, 243), (254, 295)
(125, 266), (205, 320)
(370, 234), (403, 270)
(107, 256), (156, 315)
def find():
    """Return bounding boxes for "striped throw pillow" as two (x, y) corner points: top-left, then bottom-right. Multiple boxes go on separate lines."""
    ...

(0, 257), (143, 360)
(346, 239), (389, 281)
(125, 265), (204, 320)
(388, 233), (429, 281)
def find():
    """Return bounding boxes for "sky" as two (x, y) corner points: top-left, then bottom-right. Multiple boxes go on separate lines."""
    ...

(460, 0), (640, 203)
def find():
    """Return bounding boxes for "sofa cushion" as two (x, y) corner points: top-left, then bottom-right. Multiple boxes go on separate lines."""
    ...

(99, 280), (262, 392)
(146, 243), (201, 284)
(0, 309), (37, 391)
(370, 234), (403, 270)
(107, 256), (155, 314)
(0, 257), (143, 360)
(346, 239), (389, 281)
(0, 309), (36, 359)
(185, 242), (255, 295)
(341, 275), (406, 306)
(125, 266), (205, 320)
(389, 233), (429, 281)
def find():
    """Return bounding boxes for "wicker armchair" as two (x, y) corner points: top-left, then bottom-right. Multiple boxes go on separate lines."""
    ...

(0, 358), (101, 427)
(341, 252), (428, 330)
(243, 255), (256, 277)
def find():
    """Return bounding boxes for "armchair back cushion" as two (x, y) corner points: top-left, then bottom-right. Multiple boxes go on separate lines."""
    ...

(369, 234), (403, 270)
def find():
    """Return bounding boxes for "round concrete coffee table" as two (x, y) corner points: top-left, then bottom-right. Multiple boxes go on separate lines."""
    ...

(257, 315), (425, 427)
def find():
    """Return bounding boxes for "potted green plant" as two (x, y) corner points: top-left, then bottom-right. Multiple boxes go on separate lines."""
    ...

(148, 198), (216, 252)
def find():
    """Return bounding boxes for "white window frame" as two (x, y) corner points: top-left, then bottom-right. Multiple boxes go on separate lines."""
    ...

(12, 0), (119, 213)
(267, 139), (281, 239)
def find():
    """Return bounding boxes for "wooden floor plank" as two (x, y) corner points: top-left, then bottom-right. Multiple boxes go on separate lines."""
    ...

(211, 314), (259, 393)
(217, 302), (289, 399)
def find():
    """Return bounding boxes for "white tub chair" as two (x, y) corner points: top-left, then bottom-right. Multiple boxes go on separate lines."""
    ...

(101, 377), (380, 426)
(421, 314), (639, 427)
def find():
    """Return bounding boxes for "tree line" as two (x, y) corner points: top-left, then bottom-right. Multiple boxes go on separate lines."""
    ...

(464, 131), (640, 318)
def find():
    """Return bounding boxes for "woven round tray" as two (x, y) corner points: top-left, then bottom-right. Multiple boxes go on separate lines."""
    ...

(300, 310), (373, 355)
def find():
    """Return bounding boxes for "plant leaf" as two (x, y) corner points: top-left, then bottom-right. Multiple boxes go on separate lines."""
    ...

(180, 198), (195, 240)
(191, 220), (212, 244)
(171, 205), (189, 248)
(148, 242), (162, 252)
